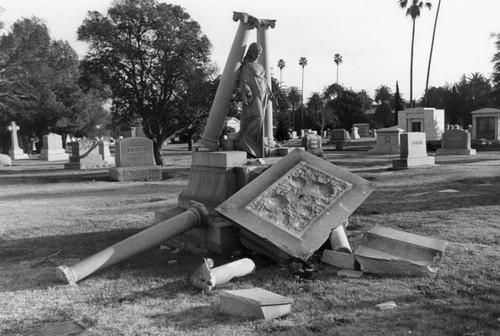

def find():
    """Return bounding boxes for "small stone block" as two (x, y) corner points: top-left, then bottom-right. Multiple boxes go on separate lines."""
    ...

(275, 147), (295, 156)
(375, 301), (397, 310)
(392, 156), (435, 169)
(337, 269), (363, 278)
(192, 151), (247, 168)
(108, 166), (162, 181)
(219, 288), (293, 320)
(321, 249), (357, 270)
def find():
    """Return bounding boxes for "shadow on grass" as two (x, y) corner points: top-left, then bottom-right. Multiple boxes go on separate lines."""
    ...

(0, 228), (204, 292)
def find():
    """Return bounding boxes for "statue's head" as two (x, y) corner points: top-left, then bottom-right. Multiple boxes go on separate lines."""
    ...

(245, 42), (262, 62)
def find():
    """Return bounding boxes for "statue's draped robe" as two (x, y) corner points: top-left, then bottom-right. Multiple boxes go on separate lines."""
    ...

(235, 60), (268, 158)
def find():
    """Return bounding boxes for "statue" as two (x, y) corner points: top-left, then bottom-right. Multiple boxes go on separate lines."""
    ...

(301, 130), (324, 157)
(234, 42), (270, 158)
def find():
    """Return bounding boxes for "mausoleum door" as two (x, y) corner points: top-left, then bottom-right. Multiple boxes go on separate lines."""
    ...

(476, 117), (495, 140)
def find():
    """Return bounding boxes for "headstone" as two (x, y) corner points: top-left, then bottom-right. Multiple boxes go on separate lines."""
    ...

(7, 121), (29, 159)
(219, 288), (293, 320)
(39, 133), (69, 161)
(354, 225), (448, 276)
(64, 139), (108, 169)
(301, 131), (323, 157)
(291, 131), (297, 139)
(216, 148), (375, 262)
(436, 128), (476, 155)
(351, 127), (360, 139)
(369, 127), (404, 154)
(330, 128), (350, 141)
(108, 137), (161, 181)
(353, 123), (370, 137)
(99, 141), (115, 165)
(392, 132), (435, 169)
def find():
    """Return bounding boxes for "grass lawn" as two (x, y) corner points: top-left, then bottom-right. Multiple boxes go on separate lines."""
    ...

(0, 151), (499, 336)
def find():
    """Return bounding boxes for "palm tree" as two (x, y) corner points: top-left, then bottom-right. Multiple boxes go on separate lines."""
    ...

(299, 57), (308, 130)
(288, 86), (302, 133)
(307, 92), (324, 133)
(277, 59), (286, 84)
(374, 85), (394, 105)
(398, 0), (432, 108)
(425, 0), (441, 107)
(334, 53), (343, 84)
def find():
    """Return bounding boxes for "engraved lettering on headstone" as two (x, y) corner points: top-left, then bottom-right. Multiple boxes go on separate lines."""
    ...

(245, 161), (352, 236)
(126, 146), (147, 153)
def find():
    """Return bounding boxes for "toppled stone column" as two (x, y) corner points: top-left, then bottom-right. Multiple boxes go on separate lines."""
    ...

(57, 202), (209, 284)
(190, 257), (255, 291)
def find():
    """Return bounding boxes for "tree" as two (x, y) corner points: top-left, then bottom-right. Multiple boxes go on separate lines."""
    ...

(298, 57), (308, 130)
(78, 0), (214, 165)
(394, 81), (406, 124)
(424, 0), (441, 107)
(334, 53), (342, 84)
(492, 32), (500, 107)
(287, 86), (302, 132)
(374, 85), (394, 105)
(307, 91), (324, 131)
(374, 102), (394, 128)
(277, 59), (285, 84)
(398, 0), (432, 108)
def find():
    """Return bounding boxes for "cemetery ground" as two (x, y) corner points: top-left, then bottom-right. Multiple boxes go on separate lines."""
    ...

(1, 144), (499, 336)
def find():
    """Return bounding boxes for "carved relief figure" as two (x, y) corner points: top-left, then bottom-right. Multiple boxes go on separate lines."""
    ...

(234, 42), (269, 158)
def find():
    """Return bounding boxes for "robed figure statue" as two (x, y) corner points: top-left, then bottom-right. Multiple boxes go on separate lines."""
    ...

(234, 42), (269, 158)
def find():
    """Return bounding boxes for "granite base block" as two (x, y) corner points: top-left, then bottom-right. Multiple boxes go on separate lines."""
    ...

(392, 156), (435, 169)
(436, 148), (476, 155)
(65, 160), (108, 170)
(108, 165), (162, 181)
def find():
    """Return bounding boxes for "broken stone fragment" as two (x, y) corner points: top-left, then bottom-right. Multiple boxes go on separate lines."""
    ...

(189, 258), (255, 291)
(375, 301), (397, 310)
(219, 288), (293, 320)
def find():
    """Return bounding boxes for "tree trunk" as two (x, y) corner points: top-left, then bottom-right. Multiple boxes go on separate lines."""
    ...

(410, 19), (416, 108)
(424, 0), (442, 107)
(153, 140), (163, 166)
(187, 136), (193, 151)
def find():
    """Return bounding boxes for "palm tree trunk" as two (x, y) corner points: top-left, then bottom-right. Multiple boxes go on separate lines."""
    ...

(424, 0), (441, 107)
(301, 67), (305, 131)
(336, 65), (339, 84)
(410, 18), (416, 108)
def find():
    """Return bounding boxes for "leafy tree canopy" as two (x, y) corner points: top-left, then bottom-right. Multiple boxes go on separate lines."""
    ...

(78, 0), (215, 164)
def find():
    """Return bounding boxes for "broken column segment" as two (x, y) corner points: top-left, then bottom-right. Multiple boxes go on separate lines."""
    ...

(57, 202), (209, 285)
(189, 257), (255, 291)
(216, 148), (375, 262)
(354, 225), (448, 276)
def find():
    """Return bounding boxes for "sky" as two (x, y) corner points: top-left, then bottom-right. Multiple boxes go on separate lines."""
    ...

(2, 0), (500, 102)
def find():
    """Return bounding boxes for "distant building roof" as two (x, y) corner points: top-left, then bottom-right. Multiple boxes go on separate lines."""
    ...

(471, 108), (500, 114)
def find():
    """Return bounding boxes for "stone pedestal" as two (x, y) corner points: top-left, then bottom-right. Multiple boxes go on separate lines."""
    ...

(178, 151), (248, 210)
(369, 127), (404, 154)
(392, 132), (435, 169)
(39, 133), (69, 161)
(8, 148), (29, 160)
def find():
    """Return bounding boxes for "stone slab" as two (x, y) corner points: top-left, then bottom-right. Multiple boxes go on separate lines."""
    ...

(321, 249), (357, 270)
(109, 166), (162, 181)
(392, 156), (435, 169)
(354, 225), (448, 276)
(219, 288), (293, 320)
(234, 165), (270, 190)
(216, 148), (375, 261)
(65, 160), (108, 170)
(436, 148), (476, 156)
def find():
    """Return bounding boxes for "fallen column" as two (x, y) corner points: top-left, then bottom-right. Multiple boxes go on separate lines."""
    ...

(57, 202), (209, 285)
(190, 257), (255, 291)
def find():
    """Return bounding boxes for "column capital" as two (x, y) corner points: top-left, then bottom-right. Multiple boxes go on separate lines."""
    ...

(233, 12), (260, 29)
(259, 19), (276, 30)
